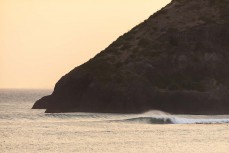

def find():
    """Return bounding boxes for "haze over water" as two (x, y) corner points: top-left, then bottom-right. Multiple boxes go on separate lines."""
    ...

(0, 89), (229, 153)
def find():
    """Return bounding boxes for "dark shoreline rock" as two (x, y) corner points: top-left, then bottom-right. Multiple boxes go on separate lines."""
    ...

(32, 0), (229, 114)
(34, 90), (229, 115)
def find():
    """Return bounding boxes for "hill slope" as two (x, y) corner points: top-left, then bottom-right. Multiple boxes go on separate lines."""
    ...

(33, 0), (229, 114)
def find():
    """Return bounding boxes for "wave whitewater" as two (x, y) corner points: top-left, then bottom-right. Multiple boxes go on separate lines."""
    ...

(123, 116), (229, 124)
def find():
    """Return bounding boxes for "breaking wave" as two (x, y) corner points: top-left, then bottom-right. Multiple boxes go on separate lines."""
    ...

(123, 116), (229, 124)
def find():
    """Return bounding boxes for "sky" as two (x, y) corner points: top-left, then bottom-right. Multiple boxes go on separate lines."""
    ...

(0, 0), (171, 89)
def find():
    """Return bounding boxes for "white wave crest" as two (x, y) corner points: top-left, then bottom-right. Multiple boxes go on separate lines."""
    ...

(123, 116), (229, 124)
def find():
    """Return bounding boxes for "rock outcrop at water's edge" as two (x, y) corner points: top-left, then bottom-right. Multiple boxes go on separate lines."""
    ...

(33, 0), (229, 114)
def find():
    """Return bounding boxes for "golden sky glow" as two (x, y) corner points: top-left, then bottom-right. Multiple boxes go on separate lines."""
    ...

(0, 0), (171, 89)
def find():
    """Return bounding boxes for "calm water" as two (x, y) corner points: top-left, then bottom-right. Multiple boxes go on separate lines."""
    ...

(0, 89), (229, 153)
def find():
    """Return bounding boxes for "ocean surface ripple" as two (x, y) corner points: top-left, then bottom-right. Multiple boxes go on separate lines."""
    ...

(0, 89), (229, 153)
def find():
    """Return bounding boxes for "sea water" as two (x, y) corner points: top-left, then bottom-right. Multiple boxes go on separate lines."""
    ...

(0, 89), (229, 153)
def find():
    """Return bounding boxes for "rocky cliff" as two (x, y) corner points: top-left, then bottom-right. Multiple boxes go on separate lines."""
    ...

(33, 0), (229, 114)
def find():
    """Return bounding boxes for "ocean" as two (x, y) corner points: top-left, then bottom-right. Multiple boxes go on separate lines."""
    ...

(0, 89), (229, 153)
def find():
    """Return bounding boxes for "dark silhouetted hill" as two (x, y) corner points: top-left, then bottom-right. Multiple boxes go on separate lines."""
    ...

(33, 0), (229, 114)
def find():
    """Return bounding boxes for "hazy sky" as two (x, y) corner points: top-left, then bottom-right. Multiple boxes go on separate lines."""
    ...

(0, 0), (171, 89)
